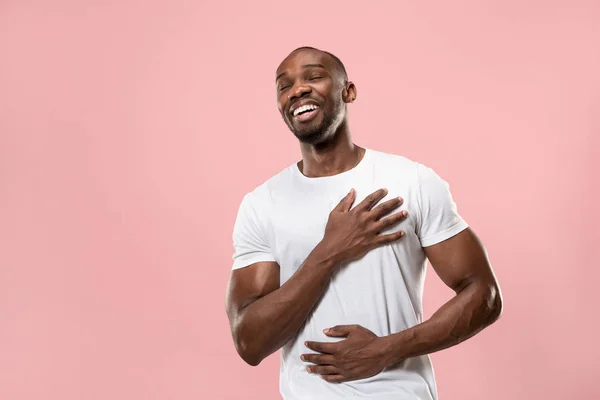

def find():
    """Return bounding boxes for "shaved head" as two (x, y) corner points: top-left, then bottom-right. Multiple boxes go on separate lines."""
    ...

(275, 46), (357, 145)
(286, 46), (348, 82)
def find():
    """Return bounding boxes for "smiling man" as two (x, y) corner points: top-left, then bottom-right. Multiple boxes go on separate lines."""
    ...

(225, 46), (502, 400)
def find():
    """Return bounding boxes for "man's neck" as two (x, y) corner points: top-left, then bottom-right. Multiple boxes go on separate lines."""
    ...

(298, 131), (364, 178)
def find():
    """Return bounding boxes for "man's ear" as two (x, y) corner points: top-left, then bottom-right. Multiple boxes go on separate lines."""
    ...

(343, 81), (357, 103)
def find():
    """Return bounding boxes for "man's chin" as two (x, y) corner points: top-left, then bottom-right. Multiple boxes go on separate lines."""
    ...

(286, 115), (333, 144)
(293, 128), (329, 145)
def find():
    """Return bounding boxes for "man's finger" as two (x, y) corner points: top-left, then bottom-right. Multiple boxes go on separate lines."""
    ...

(370, 197), (403, 220)
(332, 188), (355, 212)
(320, 374), (346, 383)
(355, 188), (388, 212)
(301, 353), (335, 365)
(376, 210), (408, 234)
(323, 325), (354, 337)
(377, 229), (405, 245)
(308, 365), (340, 375)
(305, 341), (337, 354)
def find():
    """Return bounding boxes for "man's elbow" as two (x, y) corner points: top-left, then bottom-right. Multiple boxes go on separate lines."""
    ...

(233, 332), (264, 367)
(236, 347), (262, 367)
(484, 281), (503, 325)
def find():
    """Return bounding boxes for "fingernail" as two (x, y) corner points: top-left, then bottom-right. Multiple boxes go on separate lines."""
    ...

(323, 328), (330, 333)
(301, 355), (305, 361)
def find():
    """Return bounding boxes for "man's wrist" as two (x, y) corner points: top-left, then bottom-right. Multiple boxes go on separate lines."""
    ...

(311, 240), (344, 272)
(378, 331), (413, 367)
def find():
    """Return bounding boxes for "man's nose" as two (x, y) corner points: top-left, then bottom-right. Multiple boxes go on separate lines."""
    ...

(288, 82), (311, 100)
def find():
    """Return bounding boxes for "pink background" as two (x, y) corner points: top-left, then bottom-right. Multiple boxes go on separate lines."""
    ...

(1, 1), (599, 399)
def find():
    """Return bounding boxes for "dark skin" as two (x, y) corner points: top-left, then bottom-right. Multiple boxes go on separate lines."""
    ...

(275, 48), (360, 176)
(226, 188), (408, 366)
(301, 228), (502, 382)
(225, 48), (503, 381)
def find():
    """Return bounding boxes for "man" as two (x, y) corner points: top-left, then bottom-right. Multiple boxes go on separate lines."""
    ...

(225, 46), (502, 400)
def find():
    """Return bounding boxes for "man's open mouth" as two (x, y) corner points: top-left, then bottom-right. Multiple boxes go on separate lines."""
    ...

(291, 104), (320, 122)
(292, 104), (319, 117)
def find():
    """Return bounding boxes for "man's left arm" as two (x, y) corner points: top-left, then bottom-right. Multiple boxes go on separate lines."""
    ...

(381, 226), (503, 361)
(302, 227), (502, 382)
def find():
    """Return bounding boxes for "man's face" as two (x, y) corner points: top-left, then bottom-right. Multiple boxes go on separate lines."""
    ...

(275, 49), (350, 145)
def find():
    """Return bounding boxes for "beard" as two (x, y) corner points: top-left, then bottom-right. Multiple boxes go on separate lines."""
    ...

(286, 106), (343, 145)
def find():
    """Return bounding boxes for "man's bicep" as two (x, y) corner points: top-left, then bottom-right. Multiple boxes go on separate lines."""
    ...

(226, 261), (280, 318)
(423, 228), (495, 292)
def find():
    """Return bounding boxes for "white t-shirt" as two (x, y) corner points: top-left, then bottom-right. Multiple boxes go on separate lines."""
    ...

(231, 148), (469, 400)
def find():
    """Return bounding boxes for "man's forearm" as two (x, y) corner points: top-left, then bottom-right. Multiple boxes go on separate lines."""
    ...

(380, 279), (502, 365)
(233, 243), (340, 366)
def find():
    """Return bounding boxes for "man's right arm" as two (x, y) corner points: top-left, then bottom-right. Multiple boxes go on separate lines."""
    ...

(225, 188), (407, 366)
(225, 244), (338, 366)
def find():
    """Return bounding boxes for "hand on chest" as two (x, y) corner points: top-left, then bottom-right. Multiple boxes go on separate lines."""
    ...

(270, 185), (414, 272)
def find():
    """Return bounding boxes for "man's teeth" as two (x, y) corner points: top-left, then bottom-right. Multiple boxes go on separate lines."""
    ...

(293, 104), (319, 117)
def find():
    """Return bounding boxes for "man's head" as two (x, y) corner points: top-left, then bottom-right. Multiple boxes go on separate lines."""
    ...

(275, 47), (356, 145)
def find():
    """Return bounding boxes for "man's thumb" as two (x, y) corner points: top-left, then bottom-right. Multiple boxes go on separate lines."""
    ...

(333, 188), (355, 212)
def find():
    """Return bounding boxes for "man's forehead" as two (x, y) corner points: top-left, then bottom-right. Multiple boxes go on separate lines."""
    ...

(276, 49), (333, 76)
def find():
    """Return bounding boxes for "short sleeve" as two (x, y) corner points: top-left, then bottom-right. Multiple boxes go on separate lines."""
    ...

(416, 163), (469, 247)
(231, 191), (276, 270)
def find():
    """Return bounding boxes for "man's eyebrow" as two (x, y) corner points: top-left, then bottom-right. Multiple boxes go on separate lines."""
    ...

(276, 64), (327, 82)
(302, 63), (326, 69)
(276, 71), (287, 82)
